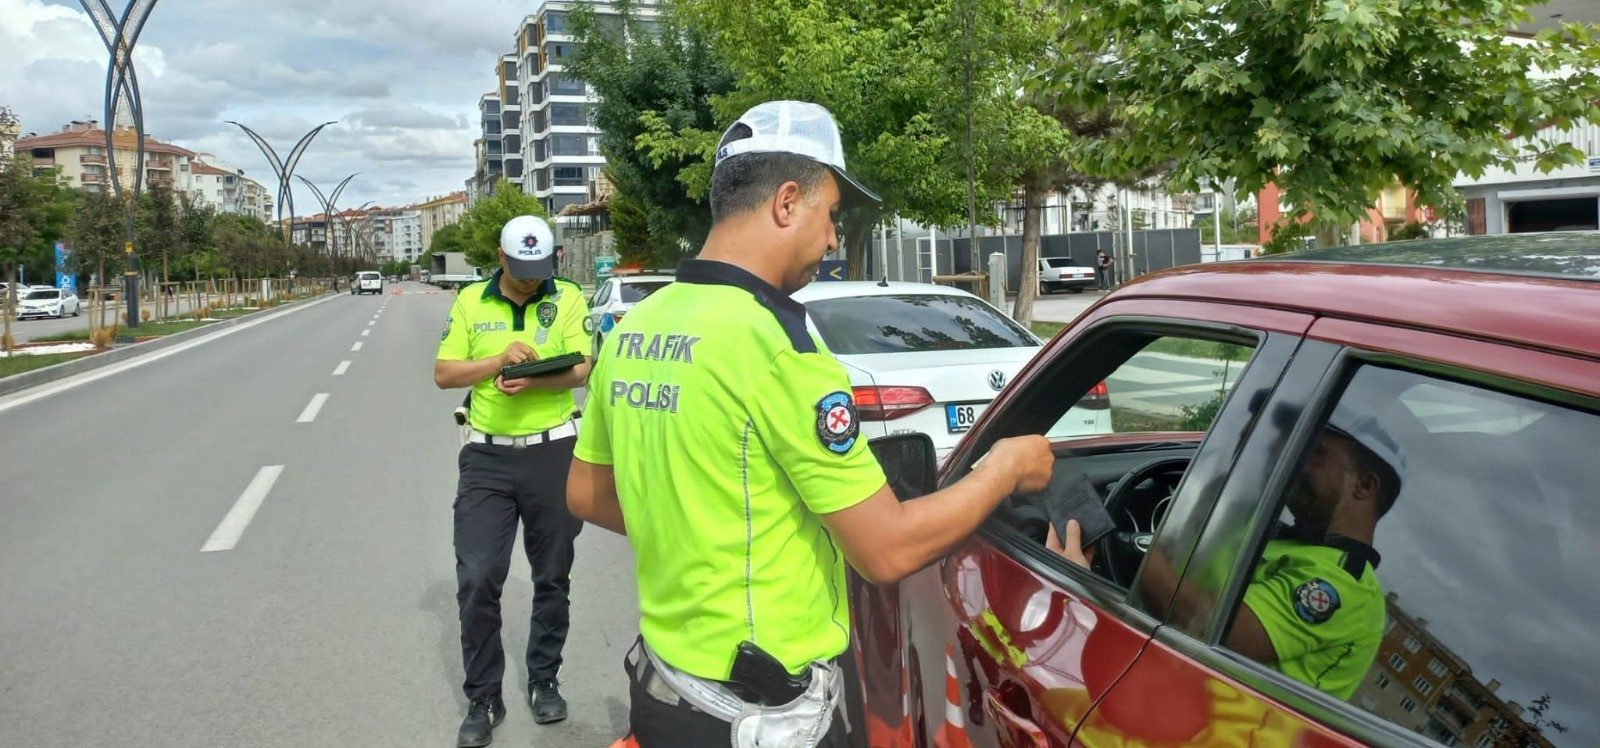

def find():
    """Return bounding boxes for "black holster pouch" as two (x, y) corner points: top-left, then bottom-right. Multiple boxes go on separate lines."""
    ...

(726, 641), (810, 706)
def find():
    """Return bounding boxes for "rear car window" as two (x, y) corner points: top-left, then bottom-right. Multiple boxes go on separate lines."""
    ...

(1044, 258), (1083, 268)
(1222, 364), (1600, 743)
(620, 281), (670, 304)
(805, 294), (1036, 354)
(358, 272), (380, 280)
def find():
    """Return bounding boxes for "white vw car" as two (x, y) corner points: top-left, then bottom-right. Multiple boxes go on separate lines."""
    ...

(16, 287), (81, 319)
(792, 281), (1110, 462)
(588, 273), (675, 356)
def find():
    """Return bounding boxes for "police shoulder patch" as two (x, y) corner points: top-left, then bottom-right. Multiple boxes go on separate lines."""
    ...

(441, 314), (452, 341)
(815, 391), (859, 455)
(582, 315), (595, 335)
(1293, 578), (1341, 625)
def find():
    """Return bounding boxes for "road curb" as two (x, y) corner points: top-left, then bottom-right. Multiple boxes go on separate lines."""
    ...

(0, 293), (338, 398)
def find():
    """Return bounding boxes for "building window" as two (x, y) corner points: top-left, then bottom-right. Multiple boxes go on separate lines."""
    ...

(1428, 659), (1448, 678)
(550, 103), (586, 127)
(545, 10), (566, 33)
(1360, 696), (1376, 710)
(553, 166), (586, 187)
(1474, 734), (1493, 748)
(551, 133), (588, 156)
(1374, 673), (1391, 690)
(1404, 636), (1421, 653)
(1400, 697), (1418, 713)
(1387, 654), (1406, 672)
(1413, 677), (1434, 696)
(548, 71), (586, 96)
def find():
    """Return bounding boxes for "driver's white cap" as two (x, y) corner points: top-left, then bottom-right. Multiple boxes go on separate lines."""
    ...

(714, 101), (881, 207)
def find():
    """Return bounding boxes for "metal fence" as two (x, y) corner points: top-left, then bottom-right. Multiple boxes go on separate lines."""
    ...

(867, 228), (1203, 292)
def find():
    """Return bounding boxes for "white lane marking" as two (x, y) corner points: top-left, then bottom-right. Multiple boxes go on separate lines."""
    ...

(332, 361), (351, 376)
(0, 294), (341, 415)
(296, 393), (330, 423)
(366, 321), (374, 327)
(351, 342), (363, 352)
(201, 465), (285, 552)
(361, 329), (370, 336)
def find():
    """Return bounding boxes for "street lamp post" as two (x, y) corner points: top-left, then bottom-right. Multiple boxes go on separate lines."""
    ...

(296, 174), (357, 262)
(80, 0), (160, 329)
(226, 120), (336, 250)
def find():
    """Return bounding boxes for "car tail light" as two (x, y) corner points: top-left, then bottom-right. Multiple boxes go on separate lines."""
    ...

(1077, 380), (1110, 410)
(611, 311), (625, 323)
(852, 386), (934, 421)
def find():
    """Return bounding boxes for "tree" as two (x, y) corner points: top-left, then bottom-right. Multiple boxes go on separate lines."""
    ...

(1047, 0), (1600, 232)
(638, 0), (1030, 280)
(0, 155), (75, 348)
(428, 222), (469, 255)
(136, 180), (180, 284)
(455, 179), (548, 269)
(567, 1), (733, 265)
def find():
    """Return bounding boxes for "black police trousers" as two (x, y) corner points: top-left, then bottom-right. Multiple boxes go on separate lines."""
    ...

(454, 437), (582, 700)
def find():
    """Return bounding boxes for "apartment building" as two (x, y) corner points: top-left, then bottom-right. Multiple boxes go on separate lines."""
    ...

(1456, 119), (1600, 234)
(511, 1), (659, 216)
(16, 120), (195, 195)
(189, 157), (273, 224)
(475, 92), (505, 200)
(370, 208), (424, 263)
(415, 191), (469, 250)
(1349, 593), (1556, 747)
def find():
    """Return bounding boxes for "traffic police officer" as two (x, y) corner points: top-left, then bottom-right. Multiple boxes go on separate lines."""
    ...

(566, 101), (1054, 747)
(434, 214), (591, 747)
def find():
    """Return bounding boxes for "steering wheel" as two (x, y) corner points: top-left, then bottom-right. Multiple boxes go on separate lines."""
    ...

(1097, 457), (1191, 586)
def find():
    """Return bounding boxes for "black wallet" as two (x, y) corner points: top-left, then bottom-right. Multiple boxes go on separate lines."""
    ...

(501, 352), (585, 380)
(1036, 468), (1117, 550)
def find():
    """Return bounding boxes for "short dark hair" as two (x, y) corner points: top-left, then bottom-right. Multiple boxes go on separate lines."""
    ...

(709, 124), (832, 222)
(1345, 439), (1402, 519)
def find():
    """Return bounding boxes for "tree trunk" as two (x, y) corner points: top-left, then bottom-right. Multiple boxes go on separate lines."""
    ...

(1011, 175), (1047, 327)
(2, 263), (15, 352)
(843, 215), (874, 281)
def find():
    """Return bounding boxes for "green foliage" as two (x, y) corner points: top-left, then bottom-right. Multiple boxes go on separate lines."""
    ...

(429, 222), (469, 255)
(378, 259), (412, 277)
(1048, 0), (1600, 224)
(1192, 205), (1261, 246)
(1388, 221), (1428, 241)
(456, 179), (548, 268)
(568, 1), (731, 260)
(0, 156), (76, 288)
(1262, 219), (1314, 255)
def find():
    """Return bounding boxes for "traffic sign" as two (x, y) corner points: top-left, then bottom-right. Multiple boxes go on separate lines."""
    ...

(595, 255), (618, 286)
(816, 260), (846, 282)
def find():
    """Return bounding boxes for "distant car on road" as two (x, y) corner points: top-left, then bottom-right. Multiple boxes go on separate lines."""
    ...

(1039, 256), (1098, 293)
(792, 281), (1109, 463)
(352, 271), (383, 295)
(17, 288), (80, 319)
(588, 273), (674, 356)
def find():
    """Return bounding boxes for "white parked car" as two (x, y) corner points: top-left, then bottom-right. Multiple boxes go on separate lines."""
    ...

(1038, 257), (1098, 293)
(588, 274), (674, 356)
(352, 271), (384, 295)
(792, 281), (1110, 462)
(16, 287), (80, 319)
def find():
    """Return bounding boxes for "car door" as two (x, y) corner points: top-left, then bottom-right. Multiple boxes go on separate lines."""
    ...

(1086, 318), (1600, 746)
(849, 297), (1315, 747)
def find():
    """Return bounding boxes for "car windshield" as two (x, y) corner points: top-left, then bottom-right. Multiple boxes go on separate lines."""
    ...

(24, 290), (59, 300)
(620, 281), (670, 304)
(358, 272), (380, 280)
(805, 294), (1037, 354)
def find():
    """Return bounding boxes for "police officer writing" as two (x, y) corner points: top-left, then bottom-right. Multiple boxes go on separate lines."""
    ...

(1050, 413), (1396, 699)
(433, 215), (591, 747)
(566, 101), (1055, 747)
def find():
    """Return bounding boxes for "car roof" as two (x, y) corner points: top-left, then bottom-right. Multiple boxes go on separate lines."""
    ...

(790, 280), (980, 302)
(1118, 235), (1600, 359)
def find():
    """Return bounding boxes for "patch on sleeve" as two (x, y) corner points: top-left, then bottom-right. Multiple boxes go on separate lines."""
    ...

(441, 314), (452, 341)
(1293, 578), (1341, 624)
(815, 391), (860, 454)
(536, 301), (558, 329)
(583, 315), (595, 335)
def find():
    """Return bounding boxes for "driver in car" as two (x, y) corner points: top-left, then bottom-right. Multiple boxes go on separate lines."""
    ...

(1049, 413), (1400, 700)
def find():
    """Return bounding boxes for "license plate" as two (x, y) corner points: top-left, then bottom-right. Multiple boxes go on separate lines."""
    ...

(945, 403), (985, 433)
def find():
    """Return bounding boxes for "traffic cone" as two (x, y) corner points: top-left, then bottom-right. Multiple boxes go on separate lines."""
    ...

(933, 644), (974, 748)
(606, 735), (639, 748)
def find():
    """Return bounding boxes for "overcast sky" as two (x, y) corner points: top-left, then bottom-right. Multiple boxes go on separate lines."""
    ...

(0, 0), (529, 211)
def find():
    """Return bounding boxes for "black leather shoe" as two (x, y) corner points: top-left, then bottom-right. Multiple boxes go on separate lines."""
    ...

(530, 679), (568, 724)
(457, 694), (505, 747)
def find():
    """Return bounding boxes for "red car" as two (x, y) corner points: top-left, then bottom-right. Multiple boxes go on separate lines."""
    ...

(849, 233), (1600, 747)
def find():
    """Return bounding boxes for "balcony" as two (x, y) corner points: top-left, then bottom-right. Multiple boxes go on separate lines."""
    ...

(145, 158), (173, 170)
(79, 154), (106, 166)
(81, 172), (105, 183)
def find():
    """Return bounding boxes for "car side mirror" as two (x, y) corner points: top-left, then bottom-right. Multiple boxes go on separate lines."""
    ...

(869, 434), (937, 502)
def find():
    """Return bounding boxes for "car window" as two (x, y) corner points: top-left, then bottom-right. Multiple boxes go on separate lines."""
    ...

(1217, 364), (1599, 744)
(1043, 258), (1081, 269)
(619, 281), (670, 304)
(592, 282), (612, 306)
(804, 294), (1036, 354)
(1047, 336), (1252, 438)
(25, 290), (59, 300)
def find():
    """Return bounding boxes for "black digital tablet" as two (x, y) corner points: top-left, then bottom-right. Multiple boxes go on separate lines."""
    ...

(501, 352), (585, 380)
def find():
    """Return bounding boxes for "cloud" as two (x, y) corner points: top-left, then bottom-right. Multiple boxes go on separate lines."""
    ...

(2, 0), (512, 208)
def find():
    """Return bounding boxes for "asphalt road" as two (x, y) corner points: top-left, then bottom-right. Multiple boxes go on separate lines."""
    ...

(0, 281), (637, 746)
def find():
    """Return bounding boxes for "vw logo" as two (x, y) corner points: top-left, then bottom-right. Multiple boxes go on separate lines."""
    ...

(988, 370), (1007, 392)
